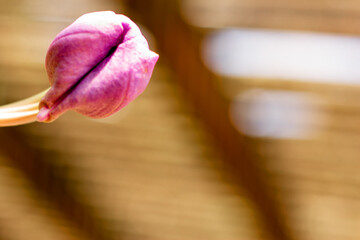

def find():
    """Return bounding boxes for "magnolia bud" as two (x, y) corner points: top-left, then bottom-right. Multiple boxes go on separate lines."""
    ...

(37, 11), (159, 122)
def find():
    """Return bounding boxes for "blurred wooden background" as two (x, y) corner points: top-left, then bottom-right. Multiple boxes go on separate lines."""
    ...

(1, 0), (360, 240)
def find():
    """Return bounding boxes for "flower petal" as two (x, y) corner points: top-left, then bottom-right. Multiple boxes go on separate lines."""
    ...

(38, 11), (159, 122)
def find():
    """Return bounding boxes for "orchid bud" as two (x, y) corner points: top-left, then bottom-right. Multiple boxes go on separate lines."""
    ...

(37, 11), (159, 122)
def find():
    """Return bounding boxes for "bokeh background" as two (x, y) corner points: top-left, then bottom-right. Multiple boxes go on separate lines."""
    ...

(0, 0), (359, 239)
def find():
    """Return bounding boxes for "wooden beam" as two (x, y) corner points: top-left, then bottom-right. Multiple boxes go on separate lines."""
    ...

(124, 0), (294, 240)
(0, 127), (118, 240)
(181, 0), (360, 34)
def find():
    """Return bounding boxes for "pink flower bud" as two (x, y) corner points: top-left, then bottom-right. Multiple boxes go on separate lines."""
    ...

(37, 11), (159, 122)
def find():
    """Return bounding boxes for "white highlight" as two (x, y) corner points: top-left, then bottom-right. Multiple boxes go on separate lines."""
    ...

(203, 29), (360, 84)
(230, 90), (325, 139)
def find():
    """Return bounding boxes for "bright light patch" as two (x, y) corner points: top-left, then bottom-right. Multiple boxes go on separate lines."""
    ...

(203, 29), (360, 84)
(230, 90), (325, 139)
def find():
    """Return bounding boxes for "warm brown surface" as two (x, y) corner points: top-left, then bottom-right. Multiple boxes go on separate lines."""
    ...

(181, 0), (360, 34)
(0, 0), (265, 240)
(2, 0), (360, 240)
(128, 1), (360, 240)
(224, 77), (360, 240)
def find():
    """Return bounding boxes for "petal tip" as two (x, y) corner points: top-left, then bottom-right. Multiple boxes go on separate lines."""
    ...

(37, 106), (51, 122)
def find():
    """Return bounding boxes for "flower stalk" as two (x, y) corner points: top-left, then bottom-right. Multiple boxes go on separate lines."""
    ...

(0, 88), (49, 126)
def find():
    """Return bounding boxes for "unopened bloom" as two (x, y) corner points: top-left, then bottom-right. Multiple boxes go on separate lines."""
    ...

(37, 11), (159, 122)
(0, 11), (158, 126)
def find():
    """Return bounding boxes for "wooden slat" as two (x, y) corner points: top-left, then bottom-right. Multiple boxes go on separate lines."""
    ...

(222, 76), (360, 240)
(126, 1), (294, 239)
(0, 154), (87, 240)
(181, 0), (360, 34)
(16, 64), (265, 240)
(0, 4), (266, 238)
